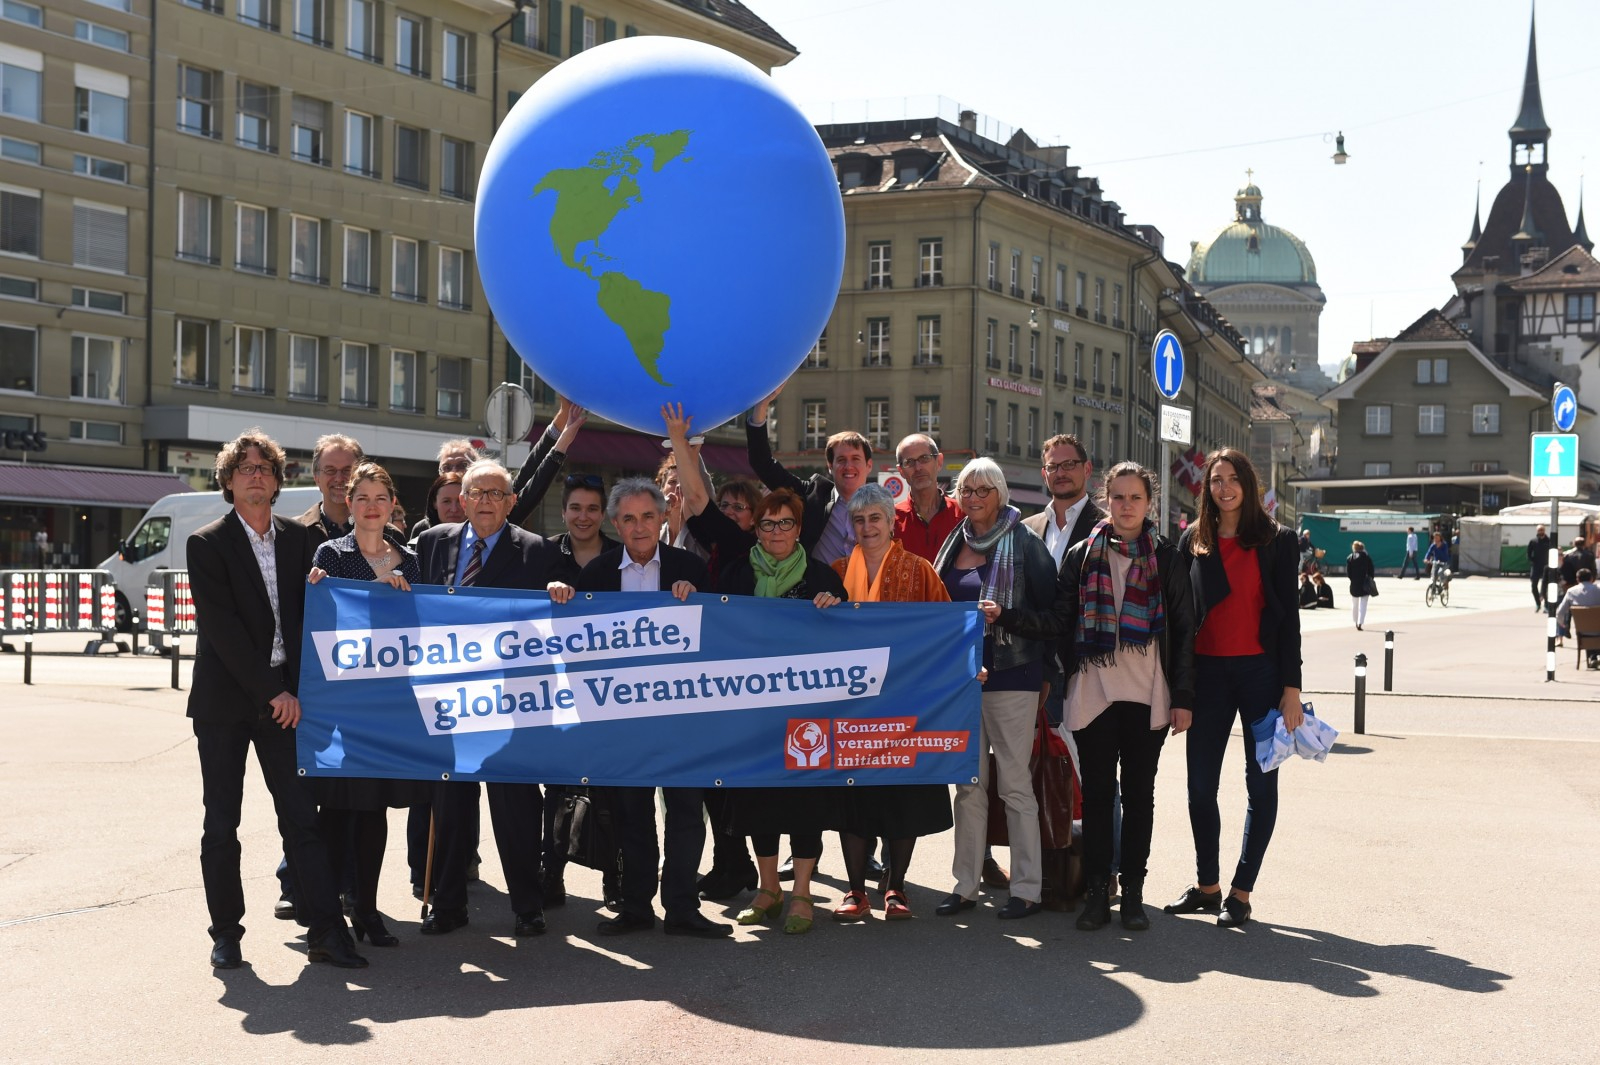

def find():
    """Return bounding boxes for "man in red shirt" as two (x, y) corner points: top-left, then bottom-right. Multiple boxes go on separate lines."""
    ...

(892, 433), (962, 563)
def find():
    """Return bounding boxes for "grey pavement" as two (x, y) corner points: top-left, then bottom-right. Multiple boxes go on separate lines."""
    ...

(1, 578), (1596, 1063)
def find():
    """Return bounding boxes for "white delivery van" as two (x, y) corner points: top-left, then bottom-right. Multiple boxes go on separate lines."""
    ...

(99, 486), (321, 629)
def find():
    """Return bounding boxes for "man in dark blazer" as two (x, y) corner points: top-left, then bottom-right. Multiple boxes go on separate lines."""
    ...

(415, 459), (557, 938)
(187, 430), (365, 969)
(745, 386), (874, 565)
(550, 477), (729, 938)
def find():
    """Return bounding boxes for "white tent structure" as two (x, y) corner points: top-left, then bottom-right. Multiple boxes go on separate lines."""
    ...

(1457, 502), (1600, 574)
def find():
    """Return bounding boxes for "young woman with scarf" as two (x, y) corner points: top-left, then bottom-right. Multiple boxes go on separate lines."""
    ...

(934, 458), (1059, 920)
(988, 461), (1196, 931)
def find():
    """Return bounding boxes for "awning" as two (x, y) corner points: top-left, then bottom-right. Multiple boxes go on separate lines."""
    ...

(530, 425), (755, 478)
(0, 462), (193, 507)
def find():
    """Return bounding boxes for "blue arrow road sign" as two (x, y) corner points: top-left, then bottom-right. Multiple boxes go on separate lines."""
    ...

(1152, 330), (1184, 400)
(1530, 432), (1579, 497)
(1553, 383), (1577, 432)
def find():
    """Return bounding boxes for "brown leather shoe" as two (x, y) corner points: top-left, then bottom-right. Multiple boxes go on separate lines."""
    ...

(981, 857), (1010, 889)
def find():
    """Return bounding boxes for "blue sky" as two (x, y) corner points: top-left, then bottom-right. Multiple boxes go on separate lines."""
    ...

(753, 0), (1600, 376)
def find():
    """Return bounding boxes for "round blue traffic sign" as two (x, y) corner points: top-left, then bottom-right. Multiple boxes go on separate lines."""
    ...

(1553, 383), (1577, 432)
(1152, 330), (1185, 401)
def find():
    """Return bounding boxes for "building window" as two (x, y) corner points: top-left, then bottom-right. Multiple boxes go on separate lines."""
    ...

(915, 396), (939, 436)
(344, 111), (376, 176)
(803, 328), (827, 368)
(442, 29), (472, 90)
(439, 246), (468, 309)
(291, 97), (328, 164)
(864, 398), (890, 450)
(236, 203), (270, 274)
(347, 0), (380, 61)
(1565, 293), (1595, 324)
(1109, 424), (1120, 463)
(1364, 462), (1391, 476)
(0, 51), (42, 122)
(437, 355), (466, 417)
(1090, 420), (1101, 463)
(74, 79), (129, 141)
(582, 15), (597, 50)
(392, 236), (422, 300)
(1470, 460), (1502, 473)
(1053, 336), (1065, 380)
(176, 191), (216, 264)
(1110, 351), (1122, 392)
(1054, 264), (1066, 309)
(293, 0), (330, 46)
(1093, 278), (1105, 319)
(1075, 271), (1086, 311)
(1073, 415), (1083, 441)
(1418, 404), (1445, 435)
(512, 2), (540, 49)
(0, 324), (36, 392)
(1092, 348), (1103, 389)
(1030, 256), (1042, 300)
(441, 137), (471, 199)
(1026, 407), (1038, 456)
(177, 65), (217, 137)
(175, 319), (215, 387)
(865, 317), (890, 366)
(290, 215), (324, 283)
(987, 243), (999, 287)
(288, 334), (320, 399)
(71, 287), (123, 313)
(1364, 404), (1391, 435)
(1007, 325), (1020, 373)
(390, 348), (418, 411)
(867, 241), (891, 289)
(0, 275), (37, 300)
(236, 81), (274, 152)
(916, 315), (940, 365)
(182, 0), (223, 11)
(918, 239), (942, 287)
(3, 1), (43, 27)
(1417, 461), (1445, 475)
(343, 226), (374, 293)
(73, 201), (127, 272)
(340, 341), (372, 405)
(1416, 357), (1449, 384)
(1472, 403), (1500, 434)
(394, 124), (426, 189)
(395, 13), (426, 76)
(0, 188), (41, 257)
(985, 319), (998, 369)
(1005, 404), (1018, 455)
(238, 0), (277, 30)
(1073, 342), (1085, 382)
(68, 418), (122, 444)
(1028, 332), (1040, 378)
(803, 400), (827, 450)
(2, 136), (40, 164)
(1112, 283), (1123, 324)
(234, 325), (268, 393)
(1053, 411), (1064, 436)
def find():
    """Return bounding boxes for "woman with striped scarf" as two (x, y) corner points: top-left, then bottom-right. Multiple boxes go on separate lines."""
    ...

(934, 458), (1059, 920)
(990, 461), (1196, 931)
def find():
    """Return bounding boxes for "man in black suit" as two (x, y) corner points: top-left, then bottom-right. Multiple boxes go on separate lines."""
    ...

(414, 459), (555, 938)
(187, 430), (365, 969)
(550, 477), (729, 938)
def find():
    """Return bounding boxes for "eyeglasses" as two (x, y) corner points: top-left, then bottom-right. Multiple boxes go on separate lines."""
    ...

(463, 488), (511, 501)
(898, 453), (938, 469)
(718, 500), (751, 513)
(317, 465), (355, 479)
(439, 460), (472, 473)
(756, 517), (798, 533)
(235, 463), (275, 478)
(564, 474), (604, 489)
(1043, 459), (1085, 474)
(957, 486), (996, 500)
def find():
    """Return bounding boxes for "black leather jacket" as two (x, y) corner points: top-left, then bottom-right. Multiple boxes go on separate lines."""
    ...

(996, 533), (1196, 709)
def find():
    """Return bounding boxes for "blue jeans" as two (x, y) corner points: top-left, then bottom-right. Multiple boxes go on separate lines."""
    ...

(1398, 551), (1421, 578)
(1186, 654), (1282, 893)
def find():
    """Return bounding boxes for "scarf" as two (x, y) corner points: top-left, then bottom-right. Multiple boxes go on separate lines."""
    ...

(751, 543), (808, 599)
(842, 543), (890, 603)
(1075, 517), (1165, 668)
(934, 504), (1025, 643)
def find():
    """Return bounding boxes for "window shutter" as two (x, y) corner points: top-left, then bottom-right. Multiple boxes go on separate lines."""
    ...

(624, 24), (636, 37)
(73, 204), (126, 271)
(507, 90), (521, 112)
(603, 17), (615, 42)
(546, 0), (562, 55)
(510, 15), (525, 46)
(569, 6), (584, 54)
(1, 191), (41, 257)
(292, 96), (324, 130)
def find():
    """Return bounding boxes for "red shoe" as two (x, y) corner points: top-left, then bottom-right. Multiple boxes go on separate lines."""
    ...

(883, 889), (913, 920)
(833, 890), (871, 922)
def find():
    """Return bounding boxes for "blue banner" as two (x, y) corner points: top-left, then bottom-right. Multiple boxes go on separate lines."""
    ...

(297, 579), (985, 787)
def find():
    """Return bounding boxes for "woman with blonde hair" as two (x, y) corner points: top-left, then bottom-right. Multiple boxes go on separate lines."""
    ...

(1346, 540), (1375, 629)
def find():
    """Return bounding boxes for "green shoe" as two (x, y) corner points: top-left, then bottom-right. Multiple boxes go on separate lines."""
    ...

(736, 888), (784, 926)
(783, 895), (816, 935)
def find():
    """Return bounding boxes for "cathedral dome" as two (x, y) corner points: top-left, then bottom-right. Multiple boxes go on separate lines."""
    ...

(1187, 180), (1318, 286)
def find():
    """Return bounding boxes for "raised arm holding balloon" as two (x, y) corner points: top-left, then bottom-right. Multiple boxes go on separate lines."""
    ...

(745, 384), (874, 565)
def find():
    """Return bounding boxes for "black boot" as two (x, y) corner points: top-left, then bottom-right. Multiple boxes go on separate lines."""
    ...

(1075, 880), (1110, 931)
(1120, 878), (1150, 931)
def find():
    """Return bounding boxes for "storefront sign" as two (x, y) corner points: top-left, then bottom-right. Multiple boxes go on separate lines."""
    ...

(988, 376), (1043, 397)
(1073, 395), (1125, 414)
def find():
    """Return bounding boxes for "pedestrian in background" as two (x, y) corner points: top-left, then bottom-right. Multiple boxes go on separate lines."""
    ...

(1398, 526), (1421, 579)
(1346, 540), (1376, 630)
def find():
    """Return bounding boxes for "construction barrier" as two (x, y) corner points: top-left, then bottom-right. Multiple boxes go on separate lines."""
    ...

(1, 569), (122, 676)
(144, 571), (194, 689)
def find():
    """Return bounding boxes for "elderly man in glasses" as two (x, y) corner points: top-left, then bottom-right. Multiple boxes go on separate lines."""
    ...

(893, 433), (962, 564)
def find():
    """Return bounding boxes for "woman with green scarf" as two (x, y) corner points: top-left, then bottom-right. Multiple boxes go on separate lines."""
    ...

(717, 487), (848, 934)
(989, 461), (1196, 932)
(933, 458), (1059, 921)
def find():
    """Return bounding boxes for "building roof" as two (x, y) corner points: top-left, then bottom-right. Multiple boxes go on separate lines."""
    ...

(663, 0), (796, 53)
(1187, 182), (1318, 286)
(1321, 311), (1544, 403)
(1394, 308), (1472, 343)
(1506, 244), (1600, 292)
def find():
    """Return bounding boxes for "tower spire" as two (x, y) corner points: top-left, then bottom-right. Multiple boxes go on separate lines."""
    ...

(1576, 178), (1593, 253)
(1509, 6), (1551, 173)
(1462, 183), (1483, 262)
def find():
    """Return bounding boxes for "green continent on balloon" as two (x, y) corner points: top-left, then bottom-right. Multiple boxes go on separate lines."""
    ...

(596, 272), (672, 385)
(530, 166), (638, 271)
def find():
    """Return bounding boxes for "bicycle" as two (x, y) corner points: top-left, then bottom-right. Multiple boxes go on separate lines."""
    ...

(1424, 562), (1451, 607)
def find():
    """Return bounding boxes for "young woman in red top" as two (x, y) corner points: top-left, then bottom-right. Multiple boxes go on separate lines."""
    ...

(1167, 448), (1303, 928)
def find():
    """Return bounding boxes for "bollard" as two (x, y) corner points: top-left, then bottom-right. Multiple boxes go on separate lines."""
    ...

(23, 614), (33, 685)
(1354, 652), (1367, 736)
(1383, 631), (1394, 692)
(129, 614), (140, 656)
(170, 632), (181, 691)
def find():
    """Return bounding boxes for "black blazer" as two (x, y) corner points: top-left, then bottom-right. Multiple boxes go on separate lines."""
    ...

(1345, 550), (1376, 599)
(1022, 500), (1105, 678)
(415, 521), (557, 591)
(186, 510), (315, 721)
(575, 544), (712, 594)
(1179, 524), (1303, 691)
(745, 419), (838, 552)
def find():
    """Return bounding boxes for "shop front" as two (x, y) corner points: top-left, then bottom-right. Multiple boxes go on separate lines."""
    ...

(0, 462), (194, 570)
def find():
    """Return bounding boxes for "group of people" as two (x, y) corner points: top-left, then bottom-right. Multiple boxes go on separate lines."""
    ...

(187, 387), (1303, 971)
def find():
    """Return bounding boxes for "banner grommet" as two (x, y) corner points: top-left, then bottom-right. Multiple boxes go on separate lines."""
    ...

(713, 779), (723, 787)
(440, 772), (450, 780)
(297, 768), (306, 776)
(580, 776), (590, 784)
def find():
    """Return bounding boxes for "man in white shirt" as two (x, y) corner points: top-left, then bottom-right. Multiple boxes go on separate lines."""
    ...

(1024, 434), (1103, 567)
(1399, 527), (1422, 579)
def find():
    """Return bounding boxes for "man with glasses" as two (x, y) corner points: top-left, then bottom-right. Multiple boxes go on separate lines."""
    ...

(746, 385), (873, 564)
(187, 430), (366, 970)
(892, 433), (962, 563)
(298, 433), (363, 547)
(1024, 434), (1102, 568)
(415, 460), (559, 939)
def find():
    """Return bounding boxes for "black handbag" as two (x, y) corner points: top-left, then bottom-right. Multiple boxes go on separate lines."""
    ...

(549, 787), (620, 872)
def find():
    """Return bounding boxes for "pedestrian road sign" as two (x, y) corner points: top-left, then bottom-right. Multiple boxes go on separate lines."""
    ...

(1553, 383), (1578, 432)
(1152, 330), (1184, 401)
(1530, 432), (1578, 498)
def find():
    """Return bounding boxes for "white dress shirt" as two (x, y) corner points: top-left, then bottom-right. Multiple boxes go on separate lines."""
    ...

(618, 544), (663, 592)
(1043, 496), (1090, 567)
(240, 516), (287, 667)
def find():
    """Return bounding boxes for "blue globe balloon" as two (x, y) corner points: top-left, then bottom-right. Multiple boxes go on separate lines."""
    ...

(476, 37), (845, 434)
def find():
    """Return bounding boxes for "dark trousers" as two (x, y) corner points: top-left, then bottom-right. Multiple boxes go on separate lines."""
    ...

(193, 715), (342, 940)
(431, 780), (542, 914)
(1186, 654), (1282, 893)
(1399, 551), (1421, 578)
(702, 789), (754, 873)
(1074, 701), (1167, 884)
(613, 786), (705, 921)
(318, 808), (386, 916)
(751, 832), (823, 860)
(1531, 568), (1546, 606)
(409, 801), (478, 890)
